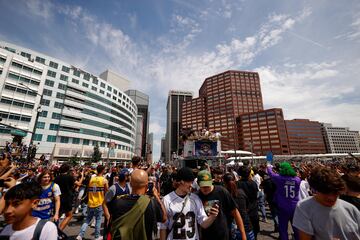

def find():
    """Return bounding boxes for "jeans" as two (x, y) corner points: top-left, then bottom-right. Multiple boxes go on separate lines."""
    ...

(257, 191), (266, 220)
(78, 206), (103, 238)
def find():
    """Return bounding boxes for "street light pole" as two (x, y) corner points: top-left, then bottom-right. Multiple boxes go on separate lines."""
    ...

(19, 83), (43, 144)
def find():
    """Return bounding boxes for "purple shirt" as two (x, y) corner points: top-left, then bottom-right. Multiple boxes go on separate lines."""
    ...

(267, 166), (301, 210)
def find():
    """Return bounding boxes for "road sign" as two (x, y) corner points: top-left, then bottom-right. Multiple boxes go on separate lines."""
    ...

(266, 151), (273, 162)
(11, 129), (27, 137)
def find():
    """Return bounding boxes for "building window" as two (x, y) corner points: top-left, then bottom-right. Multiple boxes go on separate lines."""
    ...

(47, 135), (56, 142)
(54, 102), (63, 109)
(83, 73), (90, 81)
(40, 99), (50, 106)
(73, 69), (81, 77)
(43, 89), (52, 97)
(92, 77), (98, 85)
(49, 124), (59, 130)
(62, 66), (70, 73)
(113, 89), (117, 95)
(35, 56), (45, 64)
(60, 74), (68, 81)
(100, 90), (104, 94)
(58, 83), (67, 90)
(100, 142), (105, 147)
(83, 139), (90, 145)
(82, 82), (89, 88)
(52, 112), (61, 119)
(47, 70), (56, 78)
(100, 82), (105, 88)
(92, 140), (98, 146)
(72, 78), (79, 84)
(49, 61), (58, 69)
(72, 138), (80, 144)
(107, 93), (111, 97)
(45, 79), (55, 87)
(60, 136), (69, 143)
(107, 86), (112, 91)
(36, 121), (45, 129)
(33, 134), (43, 141)
(56, 92), (65, 99)
(91, 86), (97, 91)
(39, 110), (48, 118)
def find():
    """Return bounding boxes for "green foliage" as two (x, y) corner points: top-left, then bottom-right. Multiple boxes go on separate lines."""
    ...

(69, 153), (80, 166)
(91, 144), (102, 163)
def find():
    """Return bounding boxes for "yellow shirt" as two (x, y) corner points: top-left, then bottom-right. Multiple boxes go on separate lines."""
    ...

(88, 176), (106, 208)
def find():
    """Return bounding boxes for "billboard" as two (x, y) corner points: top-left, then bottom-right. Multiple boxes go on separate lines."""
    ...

(194, 140), (218, 157)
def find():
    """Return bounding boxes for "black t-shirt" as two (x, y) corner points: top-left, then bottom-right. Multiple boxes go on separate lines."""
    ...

(54, 174), (75, 200)
(340, 195), (360, 211)
(109, 194), (163, 240)
(232, 188), (252, 232)
(197, 185), (237, 240)
(237, 180), (258, 217)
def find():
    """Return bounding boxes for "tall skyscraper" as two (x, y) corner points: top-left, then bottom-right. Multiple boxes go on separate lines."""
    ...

(286, 119), (326, 154)
(237, 108), (290, 155)
(166, 90), (193, 161)
(182, 70), (264, 150)
(125, 90), (149, 159)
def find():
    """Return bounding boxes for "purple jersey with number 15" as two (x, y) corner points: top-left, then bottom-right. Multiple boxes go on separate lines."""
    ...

(267, 166), (301, 210)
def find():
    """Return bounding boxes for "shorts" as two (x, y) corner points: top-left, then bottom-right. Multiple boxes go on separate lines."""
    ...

(60, 196), (73, 214)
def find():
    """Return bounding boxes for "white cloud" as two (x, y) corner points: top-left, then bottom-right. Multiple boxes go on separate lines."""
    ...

(149, 122), (165, 133)
(256, 63), (360, 131)
(25, 0), (53, 20)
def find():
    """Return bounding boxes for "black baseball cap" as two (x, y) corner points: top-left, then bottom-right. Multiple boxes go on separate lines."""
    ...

(176, 167), (195, 182)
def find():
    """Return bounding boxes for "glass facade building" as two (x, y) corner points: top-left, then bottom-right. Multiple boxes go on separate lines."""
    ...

(0, 41), (137, 161)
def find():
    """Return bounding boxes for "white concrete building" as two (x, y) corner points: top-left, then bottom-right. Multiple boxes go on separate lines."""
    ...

(321, 123), (360, 153)
(0, 41), (137, 161)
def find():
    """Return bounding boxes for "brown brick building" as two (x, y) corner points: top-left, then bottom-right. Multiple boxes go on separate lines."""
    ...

(286, 119), (327, 154)
(237, 108), (291, 155)
(181, 70), (264, 150)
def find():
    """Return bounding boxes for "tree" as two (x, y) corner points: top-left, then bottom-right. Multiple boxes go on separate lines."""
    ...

(91, 144), (102, 163)
(69, 153), (80, 166)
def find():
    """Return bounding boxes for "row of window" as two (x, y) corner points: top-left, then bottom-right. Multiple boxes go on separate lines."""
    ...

(11, 61), (42, 75)
(7, 72), (40, 86)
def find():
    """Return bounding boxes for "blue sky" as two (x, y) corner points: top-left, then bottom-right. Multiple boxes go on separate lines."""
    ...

(1, 0), (360, 160)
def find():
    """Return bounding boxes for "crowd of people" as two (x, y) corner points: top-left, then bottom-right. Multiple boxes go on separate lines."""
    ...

(0, 148), (359, 240)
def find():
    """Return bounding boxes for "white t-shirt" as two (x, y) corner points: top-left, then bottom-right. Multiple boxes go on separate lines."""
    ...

(160, 191), (207, 240)
(298, 180), (310, 201)
(253, 173), (261, 191)
(0, 218), (58, 240)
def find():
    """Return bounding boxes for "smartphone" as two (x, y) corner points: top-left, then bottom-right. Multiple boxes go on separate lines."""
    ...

(146, 182), (154, 196)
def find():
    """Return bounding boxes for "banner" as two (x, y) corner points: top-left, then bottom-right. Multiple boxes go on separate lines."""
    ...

(195, 141), (217, 157)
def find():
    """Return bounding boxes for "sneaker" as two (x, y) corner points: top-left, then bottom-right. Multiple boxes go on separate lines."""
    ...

(75, 208), (79, 214)
(90, 220), (95, 228)
(76, 236), (82, 240)
(95, 237), (103, 240)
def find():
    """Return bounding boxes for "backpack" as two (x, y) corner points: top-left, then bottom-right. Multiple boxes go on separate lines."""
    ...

(32, 219), (68, 240)
(110, 195), (150, 240)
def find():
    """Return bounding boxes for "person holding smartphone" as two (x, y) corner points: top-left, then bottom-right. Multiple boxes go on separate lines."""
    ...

(197, 170), (247, 240)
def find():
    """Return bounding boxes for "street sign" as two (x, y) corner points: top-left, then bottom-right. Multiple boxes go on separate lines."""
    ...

(266, 151), (273, 163)
(10, 129), (27, 137)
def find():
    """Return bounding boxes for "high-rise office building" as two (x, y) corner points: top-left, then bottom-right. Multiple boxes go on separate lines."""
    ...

(0, 41), (137, 161)
(237, 108), (290, 155)
(160, 136), (166, 162)
(286, 119), (326, 154)
(147, 132), (153, 163)
(125, 90), (149, 159)
(166, 90), (193, 161)
(182, 70), (264, 150)
(321, 123), (360, 153)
